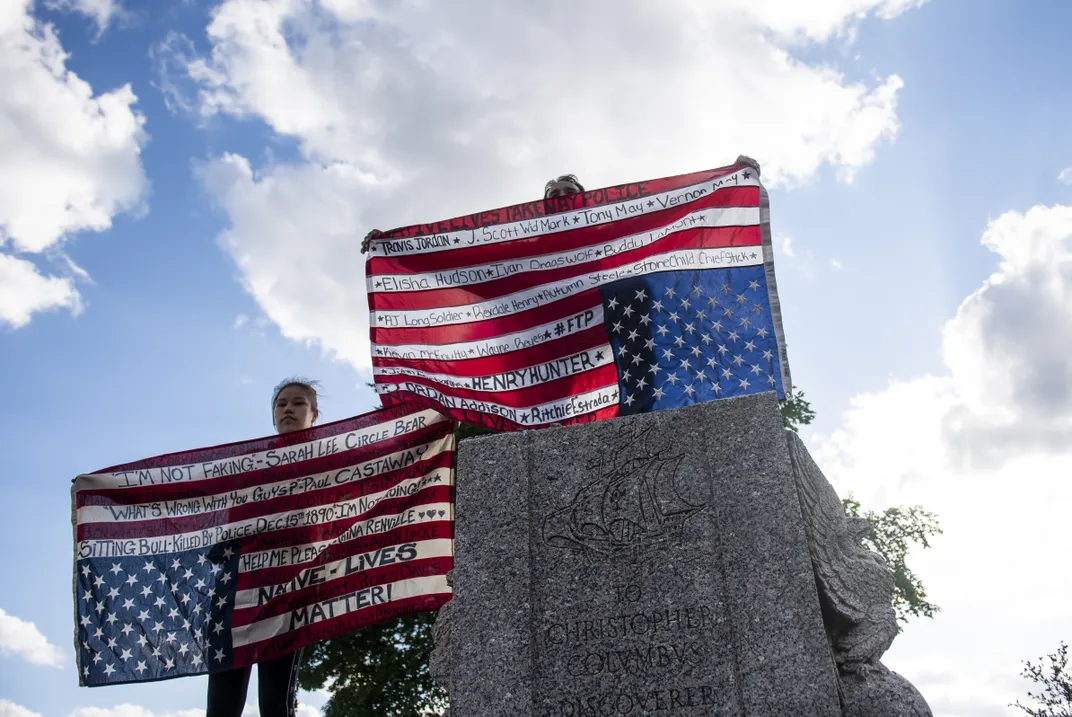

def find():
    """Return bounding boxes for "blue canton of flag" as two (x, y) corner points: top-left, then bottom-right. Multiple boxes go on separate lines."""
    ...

(75, 542), (240, 686)
(600, 265), (784, 415)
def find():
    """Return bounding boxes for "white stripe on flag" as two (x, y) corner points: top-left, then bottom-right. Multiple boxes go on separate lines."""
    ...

(370, 206), (761, 293)
(370, 247), (764, 330)
(374, 381), (620, 426)
(371, 304), (603, 362)
(238, 501), (453, 573)
(234, 538), (454, 610)
(76, 435), (453, 524)
(231, 574), (450, 647)
(76, 467), (452, 559)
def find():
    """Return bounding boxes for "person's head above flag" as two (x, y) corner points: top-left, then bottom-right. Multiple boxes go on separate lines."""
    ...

(270, 377), (320, 433)
(543, 174), (584, 198)
(361, 173), (590, 254)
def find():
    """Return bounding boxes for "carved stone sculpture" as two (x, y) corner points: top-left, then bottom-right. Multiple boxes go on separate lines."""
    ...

(786, 430), (932, 716)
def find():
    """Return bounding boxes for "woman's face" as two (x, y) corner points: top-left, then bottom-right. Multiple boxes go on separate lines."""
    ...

(273, 385), (317, 434)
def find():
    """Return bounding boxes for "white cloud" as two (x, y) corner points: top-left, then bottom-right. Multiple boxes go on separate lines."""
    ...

(818, 205), (1072, 485)
(724, 0), (931, 42)
(896, 663), (1030, 717)
(773, 233), (836, 281)
(0, 253), (82, 328)
(0, 0), (147, 252)
(937, 206), (1072, 460)
(68, 707), (204, 717)
(233, 313), (249, 329)
(1059, 167), (1072, 185)
(0, 607), (64, 667)
(0, 700), (42, 717)
(151, 32), (204, 116)
(43, 0), (123, 33)
(61, 700), (320, 717)
(0, 0), (147, 327)
(198, 155), (374, 368)
(778, 234), (796, 258)
(190, 1), (907, 185)
(811, 204), (1072, 715)
(232, 698), (321, 717)
(183, 0), (923, 369)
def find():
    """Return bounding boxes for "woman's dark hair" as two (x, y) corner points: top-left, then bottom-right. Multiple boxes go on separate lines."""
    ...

(544, 174), (584, 197)
(270, 377), (320, 421)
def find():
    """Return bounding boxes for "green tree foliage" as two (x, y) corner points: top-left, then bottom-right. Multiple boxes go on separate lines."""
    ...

(1013, 642), (1072, 717)
(780, 388), (817, 432)
(453, 421), (496, 442)
(841, 496), (942, 625)
(298, 612), (446, 717)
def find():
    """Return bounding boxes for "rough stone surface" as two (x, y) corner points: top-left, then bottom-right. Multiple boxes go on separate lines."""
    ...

(428, 570), (453, 696)
(839, 663), (933, 717)
(444, 393), (843, 716)
(786, 431), (933, 716)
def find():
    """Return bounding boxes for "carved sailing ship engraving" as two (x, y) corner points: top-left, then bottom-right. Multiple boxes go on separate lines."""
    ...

(542, 424), (707, 554)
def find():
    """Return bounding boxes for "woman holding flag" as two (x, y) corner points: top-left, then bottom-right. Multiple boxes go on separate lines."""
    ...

(205, 378), (320, 717)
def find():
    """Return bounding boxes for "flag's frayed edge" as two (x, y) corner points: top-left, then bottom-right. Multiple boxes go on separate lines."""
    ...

(759, 184), (793, 397)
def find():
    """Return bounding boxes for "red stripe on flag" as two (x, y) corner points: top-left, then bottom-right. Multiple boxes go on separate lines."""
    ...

(372, 325), (608, 375)
(236, 506), (453, 558)
(230, 555), (454, 628)
(379, 364), (618, 409)
(78, 451), (450, 533)
(382, 393), (620, 431)
(77, 484), (453, 541)
(85, 455), (449, 537)
(77, 422), (453, 507)
(236, 520), (454, 590)
(369, 225), (761, 312)
(232, 593), (452, 667)
(370, 291), (601, 347)
(368, 187), (761, 275)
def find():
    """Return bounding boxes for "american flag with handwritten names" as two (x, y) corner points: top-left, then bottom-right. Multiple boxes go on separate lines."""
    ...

(367, 162), (791, 430)
(72, 403), (454, 686)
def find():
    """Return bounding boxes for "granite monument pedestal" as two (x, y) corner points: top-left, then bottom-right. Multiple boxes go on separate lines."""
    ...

(432, 393), (930, 716)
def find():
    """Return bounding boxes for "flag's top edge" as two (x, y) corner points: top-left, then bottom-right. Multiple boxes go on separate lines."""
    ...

(371, 163), (759, 245)
(81, 403), (448, 477)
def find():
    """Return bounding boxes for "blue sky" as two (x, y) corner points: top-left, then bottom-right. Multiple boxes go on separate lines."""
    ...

(2, 1), (1071, 716)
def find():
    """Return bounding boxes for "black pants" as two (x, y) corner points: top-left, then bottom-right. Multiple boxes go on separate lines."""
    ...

(207, 649), (303, 717)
